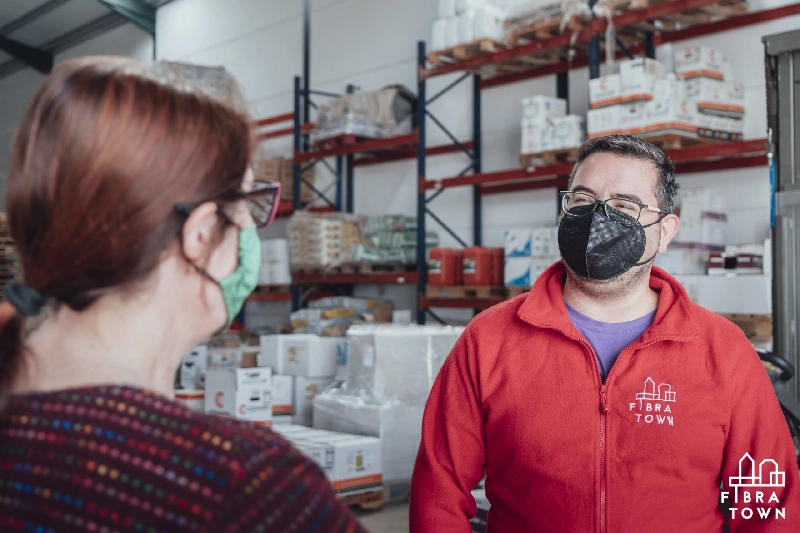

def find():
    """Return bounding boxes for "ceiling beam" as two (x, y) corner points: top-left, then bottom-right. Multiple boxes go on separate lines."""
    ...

(0, 0), (173, 80)
(0, 36), (52, 74)
(95, 0), (156, 36)
(0, 0), (74, 35)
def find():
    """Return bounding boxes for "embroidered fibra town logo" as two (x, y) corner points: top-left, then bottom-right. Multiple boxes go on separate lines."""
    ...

(721, 453), (786, 520)
(629, 377), (676, 426)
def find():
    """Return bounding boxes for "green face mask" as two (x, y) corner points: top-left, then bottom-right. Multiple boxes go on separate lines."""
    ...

(216, 225), (261, 331)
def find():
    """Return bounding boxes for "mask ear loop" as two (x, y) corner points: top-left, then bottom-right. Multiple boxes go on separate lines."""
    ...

(630, 214), (669, 267)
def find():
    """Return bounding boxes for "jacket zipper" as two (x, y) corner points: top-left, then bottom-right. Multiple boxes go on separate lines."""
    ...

(599, 383), (609, 533)
(517, 316), (685, 533)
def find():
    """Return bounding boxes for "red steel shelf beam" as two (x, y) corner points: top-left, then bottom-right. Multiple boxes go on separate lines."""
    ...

(292, 271), (418, 285)
(353, 141), (474, 167)
(663, 138), (766, 163)
(420, 296), (505, 310)
(295, 133), (418, 162)
(246, 291), (292, 302)
(422, 162), (574, 191)
(254, 113), (294, 127)
(424, 139), (766, 195)
(275, 202), (336, 219)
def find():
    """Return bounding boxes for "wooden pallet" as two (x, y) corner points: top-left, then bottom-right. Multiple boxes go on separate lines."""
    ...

(520, 147), (580, 168)
(428, 38), (508, 66)
(427, 285), (507, 299)
(251, 284), (290, 294)
(340, 487), (384, 510)
(508, 15), (586, 46)
(293, 262), (415, 276)
(340, 262), (415, 274)
(636, 133), (723, 150)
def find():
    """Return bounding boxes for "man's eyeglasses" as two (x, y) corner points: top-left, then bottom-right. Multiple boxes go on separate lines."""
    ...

(560, 190), (664, 227)
(175, 180), (282, 229)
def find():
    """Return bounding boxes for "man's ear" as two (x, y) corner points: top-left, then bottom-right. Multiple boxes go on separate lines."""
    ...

(181, 202), (220, 267)
(657, 214), (680, 254)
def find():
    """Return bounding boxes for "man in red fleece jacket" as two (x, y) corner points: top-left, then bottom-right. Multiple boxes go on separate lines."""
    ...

(410, 135), (800, 532)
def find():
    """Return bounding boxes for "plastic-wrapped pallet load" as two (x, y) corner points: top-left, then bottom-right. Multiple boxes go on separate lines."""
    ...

(288, 212), (363, 268)
(344, 325), (462, 401)
(359, 215), (438, 265)
(311, 87), (416, 143)
(313, 324), (464, 500)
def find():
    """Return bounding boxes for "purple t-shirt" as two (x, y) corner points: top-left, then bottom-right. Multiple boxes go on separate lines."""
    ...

(564, 299), (656, 380)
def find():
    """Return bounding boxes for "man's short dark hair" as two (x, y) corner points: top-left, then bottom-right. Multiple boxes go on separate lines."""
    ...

(568, 134), (679, 213)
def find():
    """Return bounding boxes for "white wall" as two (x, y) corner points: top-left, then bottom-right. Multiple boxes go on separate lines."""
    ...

(155, 0), (800, 324)
(0, 24), (154, 202)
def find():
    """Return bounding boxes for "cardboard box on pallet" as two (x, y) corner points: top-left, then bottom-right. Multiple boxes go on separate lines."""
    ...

(259, 334), (316, 374)
(531, 226), (558, 258)
(620, 58), (665, 102)
(685, 78), (745, 117)
(504, 228), (532, 258)
(587, 105), (621, 137)
(289, 433), (383, 497)
(180, 345), (208, 389)
(674, 46), (724, 80)
(259, 334), (341, 377)
(315, 433), (383, 496)
(589, 74), (621, 109)
(207, 348), (259, 371)
(552, 115), (585, 150)
(272, 375), (294, 425)
(522, 95), (567, 124)
(174, 389), (205, 412)
(619, 102), (647, 135)
(521, 119), (554, 154)
(204, 366), (272, 426)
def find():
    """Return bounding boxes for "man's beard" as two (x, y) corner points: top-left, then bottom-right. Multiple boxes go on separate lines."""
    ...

(563, 227), (660, 301)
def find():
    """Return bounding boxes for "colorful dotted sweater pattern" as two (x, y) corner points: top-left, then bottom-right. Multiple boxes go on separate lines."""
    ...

(0, 385), (367, 533)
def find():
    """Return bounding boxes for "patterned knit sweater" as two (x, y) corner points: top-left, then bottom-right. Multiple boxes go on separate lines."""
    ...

(0, 385), (368, 533)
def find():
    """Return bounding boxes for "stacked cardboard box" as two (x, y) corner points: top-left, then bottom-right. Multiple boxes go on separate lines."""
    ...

(678, 47), (744, 141)
(259, 334), (342, 426)
(521, 96), (585, 154)
(503, 226), (559, 287)
(203, 347), (274, 426)
(274, 425), (383, 497)
(587, 49), (744, 141)
(256, 157), (314, 205)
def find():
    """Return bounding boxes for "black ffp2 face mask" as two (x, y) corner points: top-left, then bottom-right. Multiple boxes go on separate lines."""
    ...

(558, 204), (660, 281)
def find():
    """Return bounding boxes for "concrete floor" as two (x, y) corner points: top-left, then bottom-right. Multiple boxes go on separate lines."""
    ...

(354, 501), (410, 533)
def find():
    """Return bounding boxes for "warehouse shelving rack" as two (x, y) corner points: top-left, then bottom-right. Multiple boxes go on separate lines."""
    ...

(413, 0), (800, 324)
(287, 75), (476, 311)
